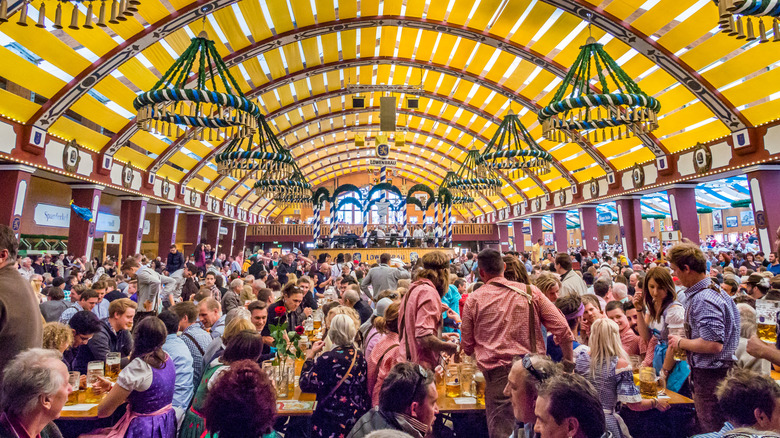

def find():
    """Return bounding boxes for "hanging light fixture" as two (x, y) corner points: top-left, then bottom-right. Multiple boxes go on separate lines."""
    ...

(477, 110), (553, 180)
(716, 0), (780, 43)
(538, 26), (660, 143)
(441, 171), (475, 207)
(133, 31), (259, 140)
(254, 166), (312, 209)
(448, 151), (502, 199)
(214, 115), (294, 179)
(0, 0), (139, 29)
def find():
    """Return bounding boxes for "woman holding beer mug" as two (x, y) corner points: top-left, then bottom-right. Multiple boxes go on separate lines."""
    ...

(574, 318), (670, 438)
(632, 267), (686, 387)
(82, 317), (177, 438)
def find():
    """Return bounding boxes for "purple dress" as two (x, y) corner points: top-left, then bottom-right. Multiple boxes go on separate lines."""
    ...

(80, 357), (177, 438)
(124, 357), (177, 438)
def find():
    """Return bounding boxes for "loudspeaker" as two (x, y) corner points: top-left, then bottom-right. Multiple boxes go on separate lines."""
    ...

(352, 97), (365, 108)
(407, 98), (419, 109)
(380, 96), (397, 132)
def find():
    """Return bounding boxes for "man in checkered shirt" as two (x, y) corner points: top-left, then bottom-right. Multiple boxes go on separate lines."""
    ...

(668, 242), (739, 434)
(461, 249), (574, 438)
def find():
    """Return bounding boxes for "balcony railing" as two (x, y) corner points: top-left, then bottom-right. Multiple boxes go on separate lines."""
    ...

(246, 223), (496, 241)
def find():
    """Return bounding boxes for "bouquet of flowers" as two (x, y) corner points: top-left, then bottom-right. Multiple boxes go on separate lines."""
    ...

(269, 306), (305, 365)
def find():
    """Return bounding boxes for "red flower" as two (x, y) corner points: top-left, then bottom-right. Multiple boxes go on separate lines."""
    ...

(295, 325), (305, 335)
(275, 307), (286, 316)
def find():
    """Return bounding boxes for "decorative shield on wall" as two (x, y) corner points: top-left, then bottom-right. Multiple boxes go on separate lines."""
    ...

(631, 163), (645, 189)
(121, 161), (134, 189)
(693, 143), (712, 174)
(63, 139), (81, 173)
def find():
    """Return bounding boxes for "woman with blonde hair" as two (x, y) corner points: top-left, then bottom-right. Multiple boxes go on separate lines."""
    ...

(42, 322), (73, 353)
(300, 313), (370, 437)
(30, 274), (45, 303)
(534, 271), (562, 302)
(575, 318), (670, 438)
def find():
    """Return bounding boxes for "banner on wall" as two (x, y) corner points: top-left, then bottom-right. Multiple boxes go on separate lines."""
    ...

(34, 204), (71, 228)
(96, 212), (120, 233)
(713, 210), (723, 232)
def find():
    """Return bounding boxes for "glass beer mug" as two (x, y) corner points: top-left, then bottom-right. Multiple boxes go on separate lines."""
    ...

(474, 372), (486, 405)
(756, 300), (780, 343)
(66, 371), (80, 406)
(445, 364), (460, 398)
(85, 361), (104, 403)
(639, 367), (658, 399)
(105, 352), (121, 380)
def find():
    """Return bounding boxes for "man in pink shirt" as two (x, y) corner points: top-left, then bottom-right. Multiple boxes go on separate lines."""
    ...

(605, 300), (644, 356)
(397, 251), (459, 370)
(461, 249), (574, 438)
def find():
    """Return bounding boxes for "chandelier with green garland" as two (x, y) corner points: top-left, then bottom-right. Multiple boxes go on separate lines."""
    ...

(448, 151), (502, 198)
(476, 110), (552, 179)
(133, 32), (259, 140)
(254, 163), (312, 209)
(538, 36), (660, 144)
(716, 0), (780, 43)
(215, 115), (294, 179)
(441, 172), (475, 207)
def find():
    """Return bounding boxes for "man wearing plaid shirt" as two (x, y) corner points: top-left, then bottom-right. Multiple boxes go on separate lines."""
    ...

(172, 301), (212, 387)
(668, 242), (739, 434)
(461, 249), (574, 438)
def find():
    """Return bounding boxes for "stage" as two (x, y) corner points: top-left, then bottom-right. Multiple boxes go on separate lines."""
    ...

(309, 247), (459, 264)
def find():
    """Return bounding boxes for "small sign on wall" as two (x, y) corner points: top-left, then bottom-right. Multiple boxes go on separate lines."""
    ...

(105, 233), (121, 244)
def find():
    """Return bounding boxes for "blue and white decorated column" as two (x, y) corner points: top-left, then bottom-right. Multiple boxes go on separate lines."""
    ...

(329, 201), (337, 248)
(362, 203), (369, 248)
(447, 204), (453, 247)
(312, 203), (320, 246)
(401, 199), (409, 248)
(434, 198), (440, 248)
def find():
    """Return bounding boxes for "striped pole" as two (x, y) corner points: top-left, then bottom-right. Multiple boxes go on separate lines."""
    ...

(434, 198), (440, 248)
(362, 202), (369, 248)
(447, 204), (453, 247)
(312, 203), (320, 246)
(402, 200), (409, 248)
(380, 166), (387, 224)
(329, 201), (337, 248)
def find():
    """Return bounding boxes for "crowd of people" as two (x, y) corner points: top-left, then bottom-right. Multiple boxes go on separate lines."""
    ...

(3, 219), (780, 438)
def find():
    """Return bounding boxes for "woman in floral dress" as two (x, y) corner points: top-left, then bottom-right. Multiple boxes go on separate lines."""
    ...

(300, 314), (370, 437)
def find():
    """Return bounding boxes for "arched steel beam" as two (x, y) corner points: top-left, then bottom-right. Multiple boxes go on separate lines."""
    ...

(26, 0), (237, 131)
(163, 84), (551, 193)
(271, 107), (556, 193)
(215, 91), (536, 202)
(538, 0), (749, 131)
(282, 129), (529, 202)
(297, 148), (495, 216)
(251, 153), (487, 220)
(256, 163), (484, 220)
(103, 55), (636, 181)
(250, 139), (501, 213)
(237, 138), (503, 215)
(203, 107), (540, 200)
